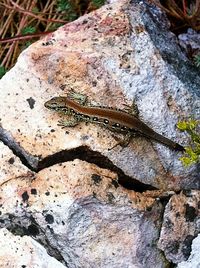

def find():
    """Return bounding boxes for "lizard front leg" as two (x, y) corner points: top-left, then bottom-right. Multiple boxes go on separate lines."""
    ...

(58, 117), (80, 128)
(67, 90), (88, 106)
(123, 100), (139, 117)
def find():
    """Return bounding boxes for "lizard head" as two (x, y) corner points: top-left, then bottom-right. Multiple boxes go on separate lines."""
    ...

(44, 97), (67, 111)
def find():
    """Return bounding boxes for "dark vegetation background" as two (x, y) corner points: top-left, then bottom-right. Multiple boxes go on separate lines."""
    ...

(0, 0), (106, 77)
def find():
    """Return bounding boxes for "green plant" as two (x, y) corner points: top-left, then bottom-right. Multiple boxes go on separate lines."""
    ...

(177, 119), (200, 166)
(194, 53), (200, 67)
(56, 0), (78, 21)
(21, 26), (37, 35)
(0, 66), (7, 79)
(92, 0), (106, 8)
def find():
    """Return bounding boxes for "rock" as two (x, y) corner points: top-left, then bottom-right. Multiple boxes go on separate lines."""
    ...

(0, 228), (65, 268)
(178, 28), (200, 51)
(177, 234), (200, 268)
(0, 159), (165, 267)
(0, 0), (200, 266)
(158, 190), (200, 263)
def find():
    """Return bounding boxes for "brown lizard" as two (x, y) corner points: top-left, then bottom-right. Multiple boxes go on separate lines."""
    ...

(44, 90), (185, 151)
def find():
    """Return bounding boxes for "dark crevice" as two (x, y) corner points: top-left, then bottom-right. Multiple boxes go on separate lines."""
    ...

(38, 145), (157, 192)
(168, 263), (177, 268)
(0, 127), (39, 170)
(0, 127), (157, 192)
(156, 195), (173, 266)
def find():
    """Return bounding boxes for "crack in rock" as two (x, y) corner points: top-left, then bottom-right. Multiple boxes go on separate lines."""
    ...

(38, 145), (157, 192)
(0, 127), (39, 170)
(0, 125), (157, 192)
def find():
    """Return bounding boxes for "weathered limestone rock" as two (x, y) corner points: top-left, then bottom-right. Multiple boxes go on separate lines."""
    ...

(0, 159), (165, 267)
(158, 191), (200, 263)
(0, 228), (65, 268)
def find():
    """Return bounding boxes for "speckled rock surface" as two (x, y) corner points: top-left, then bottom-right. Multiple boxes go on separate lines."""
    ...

(0, 0), (199, 190)
(158, 191), (200, 263)
(0, 159), (165, 267)
(177, 234), (200, 268)
(0, 228), (65, 268)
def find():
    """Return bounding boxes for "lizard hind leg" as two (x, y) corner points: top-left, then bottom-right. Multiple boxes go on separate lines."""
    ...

(67, 90), (88, 105)
(108, 132), (135, 151)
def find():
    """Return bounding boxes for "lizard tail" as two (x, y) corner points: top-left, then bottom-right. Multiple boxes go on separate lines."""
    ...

(174, 143), (185, 152)
(150, 132), (185, 151)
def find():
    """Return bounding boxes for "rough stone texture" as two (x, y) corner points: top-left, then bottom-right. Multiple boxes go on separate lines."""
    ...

(178, 28), (200, 50)
(0, 141), (33, 185)
(0, 228), (65, 268)
(177, 234), (200, 268)
(0, 0), (199, 190)
(0, 159), (165, 267)
(158, 191), (200, 263)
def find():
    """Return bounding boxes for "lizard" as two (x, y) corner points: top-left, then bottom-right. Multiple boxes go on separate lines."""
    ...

(44, 90), (185, 151)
